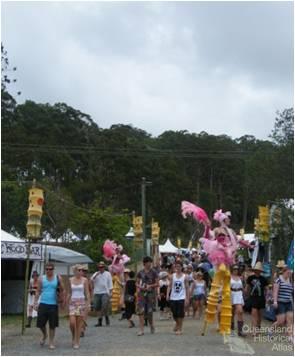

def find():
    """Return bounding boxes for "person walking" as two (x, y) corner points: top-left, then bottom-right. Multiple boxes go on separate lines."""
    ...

(26, 270), (39, 328)
(67, 264), (90, 349)
(230, 264), (246, 337)
(246, 261), (268, 335)
(33, 262), (65, 350)
(272, 265), (293, 342)
(167, 261), (189, 335)
(91, 261), (113, 327)
(190, 271), (206, 319)
(80, 264), (92, 337)
(158, 271), (170, 320)
(136, 256), (159, 336)
(123, 270), (136, 328)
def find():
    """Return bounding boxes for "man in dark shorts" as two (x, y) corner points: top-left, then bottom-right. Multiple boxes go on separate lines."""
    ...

(246, 261), (268, 335)
(34, 262), (65, 350)
(136, 256), (159, 336)
(167, 261), (189, 335)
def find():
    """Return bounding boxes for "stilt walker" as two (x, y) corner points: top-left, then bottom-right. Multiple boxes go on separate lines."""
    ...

(181, 203), (238, 341)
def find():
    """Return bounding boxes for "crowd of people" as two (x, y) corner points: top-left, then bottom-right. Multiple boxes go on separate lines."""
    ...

(25, 205), (293, 350)
(28, 251), (293, 350)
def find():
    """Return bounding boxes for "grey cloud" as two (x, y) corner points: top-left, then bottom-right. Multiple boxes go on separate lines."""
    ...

(1, 1), (293, 140)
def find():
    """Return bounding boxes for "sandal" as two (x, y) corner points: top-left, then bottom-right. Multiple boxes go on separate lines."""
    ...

(73, 345), (80, 349)
(49, 345), (56, 350)
(137, 331), (144, 336)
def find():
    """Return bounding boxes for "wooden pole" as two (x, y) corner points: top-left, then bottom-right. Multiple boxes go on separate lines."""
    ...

(21, 238), (31, 335)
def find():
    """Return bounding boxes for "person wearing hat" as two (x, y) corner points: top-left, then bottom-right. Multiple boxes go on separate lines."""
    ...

(273, 260), (288, 280)
(91, 261), (113, 327)
(271, 265), (293, 341)
(246, 261), (268, 334)
(213, 210), (237, 241)
(230, 265), (246, 337)
(26, 270), (40, 327)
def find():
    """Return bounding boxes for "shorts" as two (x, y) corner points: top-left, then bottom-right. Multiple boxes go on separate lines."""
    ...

(93, 294), (110, 315)
(249, 296), (265, 310)
(276, 301), (293, 315)
(69, 298), (86, 317)
(136, 293), (155, 317)
(37, 303), (58, 329)
(170, 299), (185, 319)
(192, 294), (205, 302)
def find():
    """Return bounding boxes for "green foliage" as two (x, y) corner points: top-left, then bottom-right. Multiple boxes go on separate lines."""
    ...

(270, 200), (294, 264)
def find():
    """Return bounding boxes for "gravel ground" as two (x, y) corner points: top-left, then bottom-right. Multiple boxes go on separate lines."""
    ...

(1, 312), (294, 356)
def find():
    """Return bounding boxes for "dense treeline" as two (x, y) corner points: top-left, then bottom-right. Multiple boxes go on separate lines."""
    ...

(1, 47), (293, 262)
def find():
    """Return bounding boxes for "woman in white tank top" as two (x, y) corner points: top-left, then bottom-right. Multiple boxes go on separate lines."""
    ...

(230, 265), (245, 337)
(67, 264), (90, 349)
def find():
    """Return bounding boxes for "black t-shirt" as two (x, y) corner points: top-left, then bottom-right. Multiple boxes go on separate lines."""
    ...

(125, 279), (136, 297)
(247, 275), (268, 297)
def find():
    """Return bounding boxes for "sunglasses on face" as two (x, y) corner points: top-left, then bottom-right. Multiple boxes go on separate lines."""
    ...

(46, 268), (53, 271)
(78, 269), (83, 272)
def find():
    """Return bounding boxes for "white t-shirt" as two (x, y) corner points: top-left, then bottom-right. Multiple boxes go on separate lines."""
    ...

(91, 270), (113, 295)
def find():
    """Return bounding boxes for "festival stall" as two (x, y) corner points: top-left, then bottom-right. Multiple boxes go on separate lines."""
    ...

(1, 230), (93, 314)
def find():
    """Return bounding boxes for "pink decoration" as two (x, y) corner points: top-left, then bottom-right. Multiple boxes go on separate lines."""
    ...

(103, 240), (117, 260)
(213, 209), (228, 223)
(200, 235), (235, 266)
(102, 240), (131, 274)
(181, 201), (209, 224)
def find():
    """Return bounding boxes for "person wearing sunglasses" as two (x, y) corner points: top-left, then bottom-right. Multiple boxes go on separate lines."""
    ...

(67, 264), (90, 349)
(33, 262), (65, 350)
(91, 261), (113, 327)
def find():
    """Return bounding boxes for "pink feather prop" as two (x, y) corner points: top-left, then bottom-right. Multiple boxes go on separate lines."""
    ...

(103, 240), (117, 260)
(181, 201), (208, 223)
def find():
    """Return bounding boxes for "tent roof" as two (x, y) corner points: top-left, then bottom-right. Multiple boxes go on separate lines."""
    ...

(1, 230), (93, 264)
(1, 230), (23, 242)
(159, 238), (179, 253)
(45, 245), (93, 264)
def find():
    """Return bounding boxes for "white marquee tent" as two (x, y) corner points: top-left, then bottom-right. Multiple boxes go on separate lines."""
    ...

(159, 238), (179, 254)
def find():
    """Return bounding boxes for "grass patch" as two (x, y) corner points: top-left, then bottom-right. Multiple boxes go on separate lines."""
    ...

(1, 314), (23, 326)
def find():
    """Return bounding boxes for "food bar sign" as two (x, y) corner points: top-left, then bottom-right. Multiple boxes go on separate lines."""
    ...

(1, 241), (42, 260)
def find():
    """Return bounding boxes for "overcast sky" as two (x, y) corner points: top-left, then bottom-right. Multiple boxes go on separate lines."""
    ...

(2, 1), (294, 139)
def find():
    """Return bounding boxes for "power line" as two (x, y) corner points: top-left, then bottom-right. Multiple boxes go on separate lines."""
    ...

(2, 143), (255, 159)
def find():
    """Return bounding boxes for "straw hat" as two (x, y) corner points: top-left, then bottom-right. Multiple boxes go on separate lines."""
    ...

(253, 261), (264, 272)
(97, 261), (105, 267)
(276, 260), (287, 269)
(81, 264), (89, 271)
(124, 268), (131, 273)
(159, 271), (168, 279)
